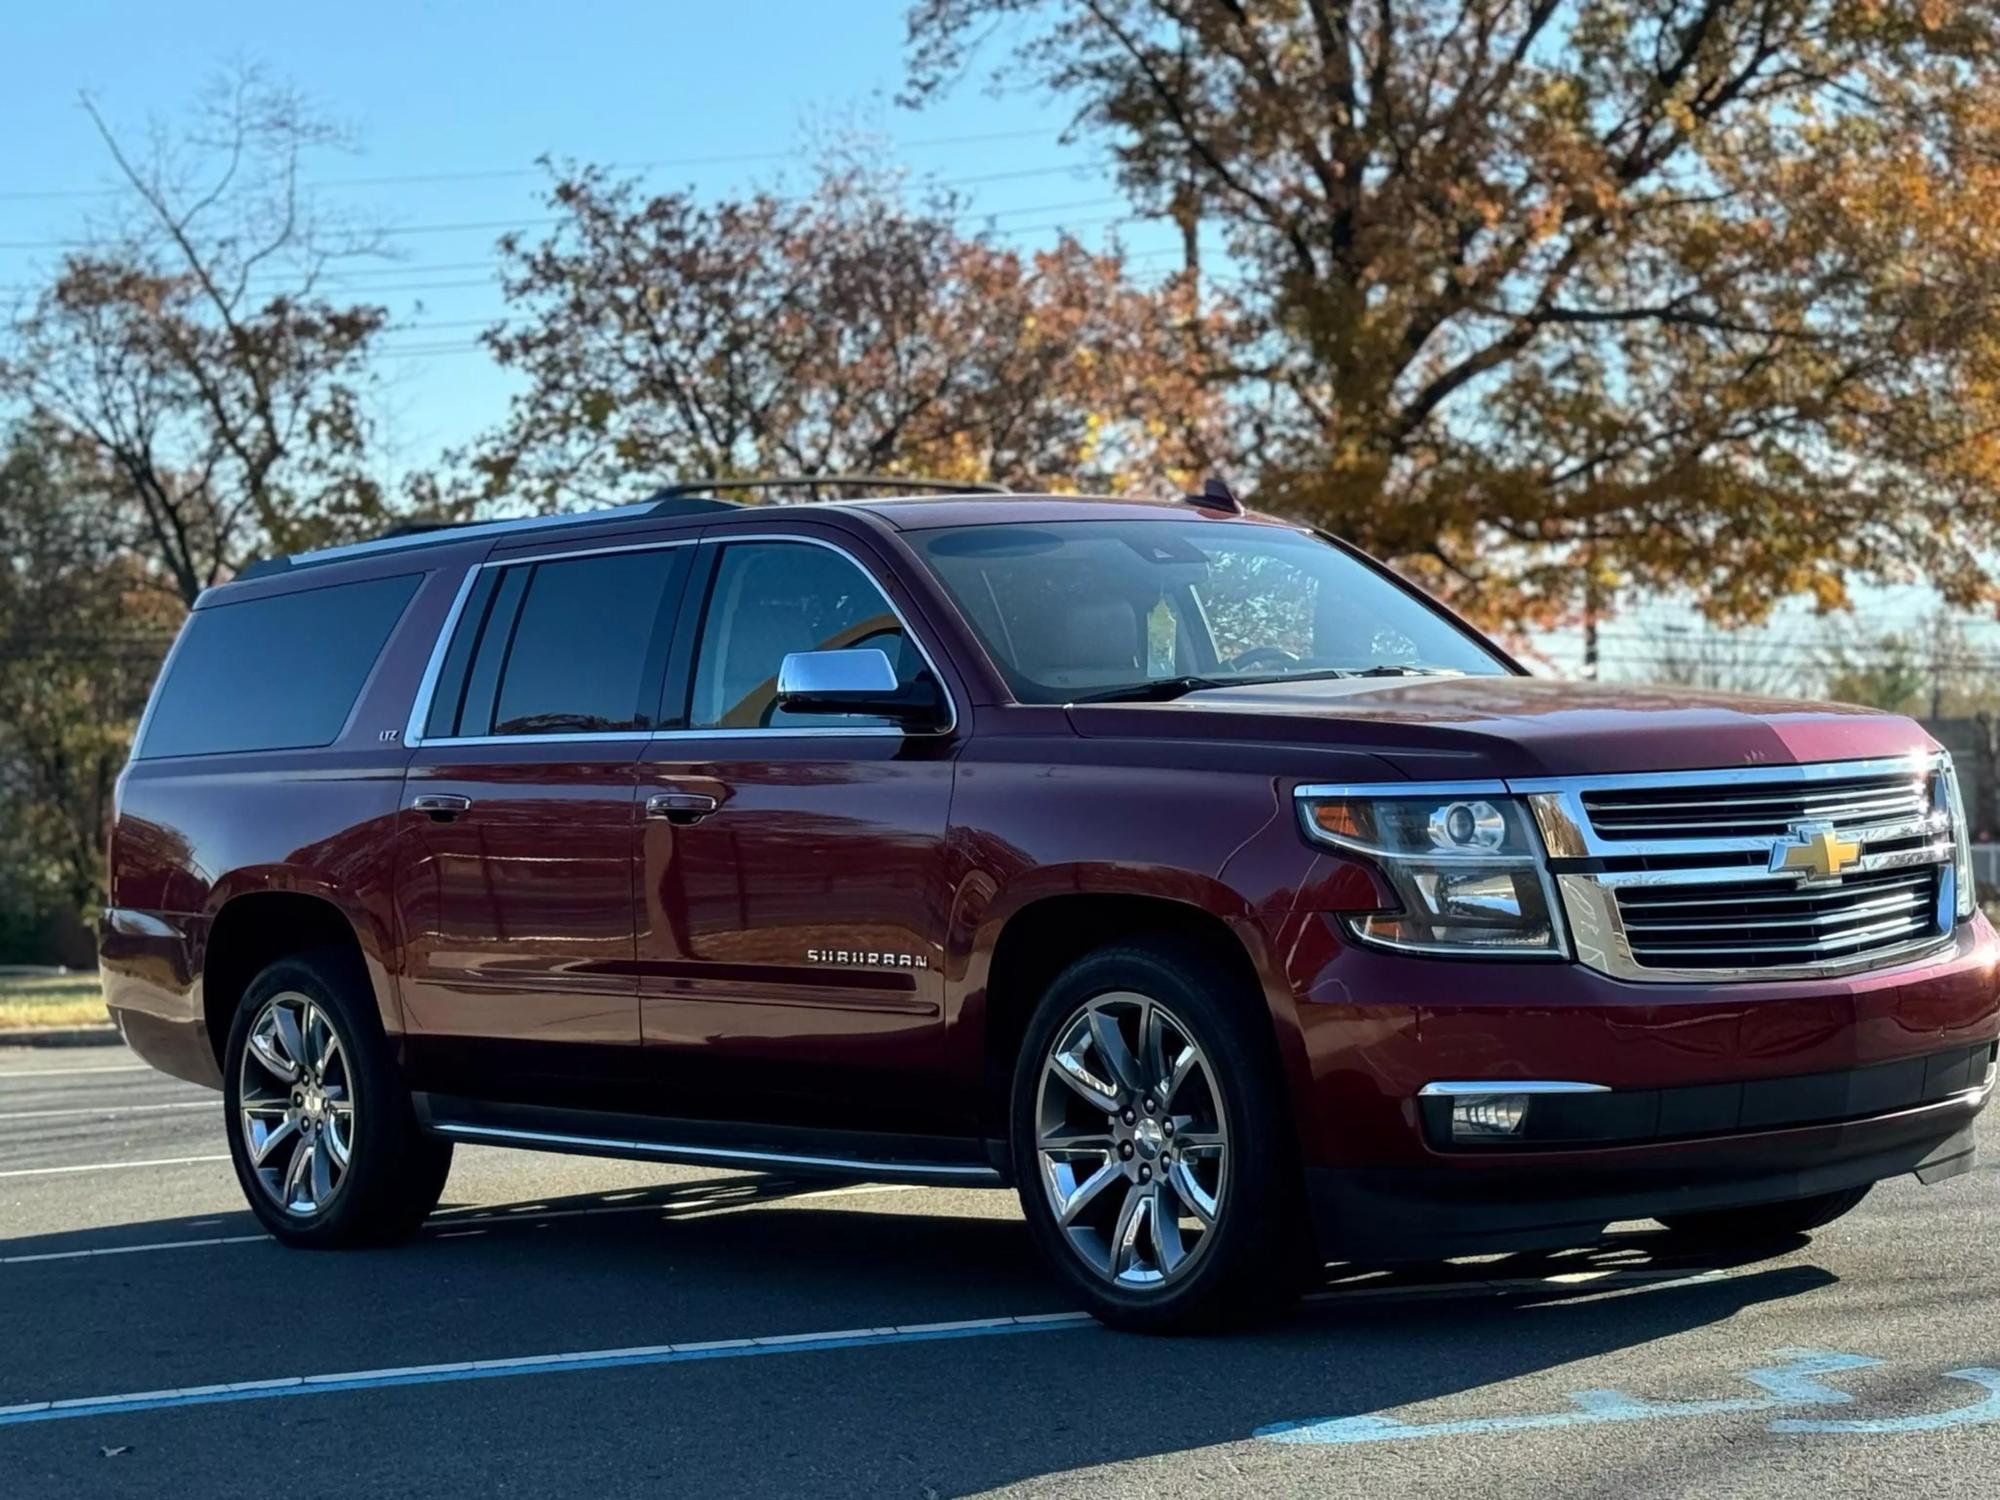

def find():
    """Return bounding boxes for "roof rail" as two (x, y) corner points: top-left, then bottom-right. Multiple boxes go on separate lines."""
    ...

(234, 497), (730, 582)
(651, 474), (1011, 501)
(374, 520), (467, 541)
(228, 477), (1002, 584)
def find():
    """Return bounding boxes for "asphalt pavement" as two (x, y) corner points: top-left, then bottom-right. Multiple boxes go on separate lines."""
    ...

(3, 1043), (1996, 1498)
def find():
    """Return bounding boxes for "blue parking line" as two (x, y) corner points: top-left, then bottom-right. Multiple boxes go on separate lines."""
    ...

(1257, 1351), (2000, 1445)
(0, 1314), (1094, 1428)
(1772, 1370), (2000, 1434)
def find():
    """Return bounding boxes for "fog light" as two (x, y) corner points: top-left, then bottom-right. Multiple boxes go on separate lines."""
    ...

(1450, 1093), (1530, 1139)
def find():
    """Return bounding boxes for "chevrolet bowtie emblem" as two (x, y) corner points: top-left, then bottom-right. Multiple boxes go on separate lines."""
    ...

(1771, 822), (1861, 883)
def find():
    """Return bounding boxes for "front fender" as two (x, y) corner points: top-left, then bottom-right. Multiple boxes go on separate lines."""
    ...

(942, 754), (1326, 1143)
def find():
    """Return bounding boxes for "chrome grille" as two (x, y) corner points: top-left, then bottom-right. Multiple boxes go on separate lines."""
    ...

(1613, 866), (1941, 971)
(1581, 771), (1928, 840)
(1524, 753), (1958, 982)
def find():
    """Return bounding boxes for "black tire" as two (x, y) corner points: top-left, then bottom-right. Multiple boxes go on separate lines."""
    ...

(222, 948), (452, 1247)
(1009, 938), (1308, 1333)
(1656, 1185), (1871, 1245)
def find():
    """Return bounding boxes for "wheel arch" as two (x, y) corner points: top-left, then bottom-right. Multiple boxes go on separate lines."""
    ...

(199, 880), (399, 1068)
(963, 877), (1312, 1144)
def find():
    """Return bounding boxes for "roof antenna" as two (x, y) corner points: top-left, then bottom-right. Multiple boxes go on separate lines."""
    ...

(1188, 476), (1245, 514)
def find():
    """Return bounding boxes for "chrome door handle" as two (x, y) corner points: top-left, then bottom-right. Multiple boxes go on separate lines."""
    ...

(646, 792), (718, 824)
(412, 793), (472, 820)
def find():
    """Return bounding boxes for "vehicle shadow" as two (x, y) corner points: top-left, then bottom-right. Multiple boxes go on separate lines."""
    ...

(0, 1176), (1844, 1495)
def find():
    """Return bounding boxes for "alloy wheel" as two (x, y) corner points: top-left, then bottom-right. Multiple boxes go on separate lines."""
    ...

(238, 991), (355, 1216)
(1034, 991), (1228, 1288)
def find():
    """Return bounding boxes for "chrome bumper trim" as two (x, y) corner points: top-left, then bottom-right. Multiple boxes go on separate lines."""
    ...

(1419, 1080), (1611, 1096)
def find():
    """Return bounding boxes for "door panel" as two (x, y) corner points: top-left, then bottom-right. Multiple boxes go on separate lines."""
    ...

(632, 535), (963, 1132)
(397, 740), (643, 1047)
(635, 737), (958, 1129)
(391, 540), (695, 1102)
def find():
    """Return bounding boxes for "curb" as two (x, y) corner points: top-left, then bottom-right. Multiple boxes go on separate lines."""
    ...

(0, 1025), (122, 1049)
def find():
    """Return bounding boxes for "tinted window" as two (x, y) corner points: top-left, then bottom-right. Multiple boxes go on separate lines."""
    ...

(140, 574), (421, 758)
(688, 542), (923, 730)
(910, 521), (1510, 701)
(429, 548), (686, 738)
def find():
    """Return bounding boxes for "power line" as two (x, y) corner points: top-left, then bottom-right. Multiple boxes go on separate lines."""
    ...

(376, 342), (494, 357)
(0, 187), (1138, 257)
(1591, 630), (2000, 659)
(0, 127), (1089, 203)
(384, 320), (503, 334)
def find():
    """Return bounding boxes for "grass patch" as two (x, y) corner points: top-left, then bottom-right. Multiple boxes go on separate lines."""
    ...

(0, 973), (109, 1031)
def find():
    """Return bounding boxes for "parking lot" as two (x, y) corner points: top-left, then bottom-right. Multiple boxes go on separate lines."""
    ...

(3, 1044), (1996, 1498)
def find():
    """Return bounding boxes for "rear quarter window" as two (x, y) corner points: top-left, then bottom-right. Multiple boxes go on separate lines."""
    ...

(138, 573), (422, 759)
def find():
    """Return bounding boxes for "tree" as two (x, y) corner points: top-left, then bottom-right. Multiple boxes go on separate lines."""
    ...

(1821, 629), (1926, 714)
(462, 161), (1232, 507)
(1628, 624), (1803, 695)
(0, 70), (395, 605)
(1821, 611), (2000, 716)
(0, 425), (180, 942)
(906, 2), (2000, 632)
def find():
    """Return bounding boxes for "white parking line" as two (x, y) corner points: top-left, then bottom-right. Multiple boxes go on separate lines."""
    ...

(2, 1234), (270, 1265)
(1304, 1265), (1735, 1305)
(0, 1154), (230, 1179)
(0, 1312), (1097, 1425)
(0, 1064), (150, 1080)
(0, 1100), (214, 1122)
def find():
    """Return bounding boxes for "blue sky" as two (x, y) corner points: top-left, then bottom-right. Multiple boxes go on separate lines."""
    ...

(0, 2), (1964, 671)
(0, 1), (1174, 476)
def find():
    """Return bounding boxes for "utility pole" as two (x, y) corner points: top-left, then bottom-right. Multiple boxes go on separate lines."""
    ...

(1582, 552), (1602, 681)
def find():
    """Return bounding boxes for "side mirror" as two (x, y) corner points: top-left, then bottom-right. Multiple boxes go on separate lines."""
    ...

(775, 648), (944, 727)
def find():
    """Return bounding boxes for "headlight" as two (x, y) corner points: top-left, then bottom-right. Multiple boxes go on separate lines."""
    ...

(1940, 756), (1978, 921)
(1297, 787), (1567, 957)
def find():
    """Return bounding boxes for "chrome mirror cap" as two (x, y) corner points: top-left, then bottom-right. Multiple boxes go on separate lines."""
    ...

(776, 647), (900, 702)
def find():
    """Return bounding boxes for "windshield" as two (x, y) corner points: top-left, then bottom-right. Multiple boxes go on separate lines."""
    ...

(908, 520), (1512, 703)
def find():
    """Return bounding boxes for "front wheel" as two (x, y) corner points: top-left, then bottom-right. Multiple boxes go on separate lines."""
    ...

(1010, 940), (1307, 1332)
(223, 949), (453, 1247)
(1656, 1185), (1871, 1246)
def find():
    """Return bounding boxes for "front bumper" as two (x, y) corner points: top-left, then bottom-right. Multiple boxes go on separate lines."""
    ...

(1277, 909), (2000, 1259)
(1307, 1081), (1987, 1260)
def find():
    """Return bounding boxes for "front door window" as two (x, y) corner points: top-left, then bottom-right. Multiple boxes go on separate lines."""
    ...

(687, 541), (927, 730)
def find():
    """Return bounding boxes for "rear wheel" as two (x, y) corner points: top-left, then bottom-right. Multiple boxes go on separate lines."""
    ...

(1656, 1185), (1870, 1245)
(1011, 939), (1306, 1332)
(223, 950), (452, 1246)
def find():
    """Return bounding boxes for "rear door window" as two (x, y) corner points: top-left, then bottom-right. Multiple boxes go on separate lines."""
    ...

(424, 547), (690, 740)
(139, 574), (422, 759)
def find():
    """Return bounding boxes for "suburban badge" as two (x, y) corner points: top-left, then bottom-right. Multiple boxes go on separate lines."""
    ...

(806, 948), (929, 969)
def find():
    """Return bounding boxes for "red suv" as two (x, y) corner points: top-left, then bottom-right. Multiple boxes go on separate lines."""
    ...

(100, 483), (1999, 1329)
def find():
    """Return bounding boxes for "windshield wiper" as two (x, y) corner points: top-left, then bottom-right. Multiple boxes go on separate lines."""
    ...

(1072, 665), (1461, 703)
(1072, 675), (1231, 704)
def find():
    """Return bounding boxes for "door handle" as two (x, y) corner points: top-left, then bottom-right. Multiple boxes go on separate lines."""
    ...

(646, 791), (719, 824)
(412, 793), (472, 820)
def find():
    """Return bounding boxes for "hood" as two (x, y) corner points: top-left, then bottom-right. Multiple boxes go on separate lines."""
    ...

(1064, 676), (1936, 781)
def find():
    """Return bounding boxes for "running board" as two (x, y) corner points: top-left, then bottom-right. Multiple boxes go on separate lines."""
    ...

(413, 1094), (1005, 1187)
